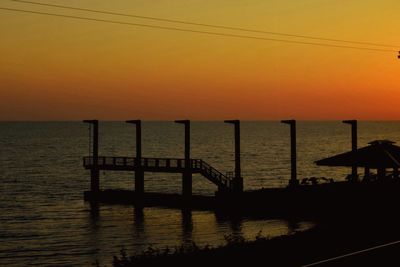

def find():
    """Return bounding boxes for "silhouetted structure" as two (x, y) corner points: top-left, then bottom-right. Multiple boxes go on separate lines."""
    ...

(343, 120), (358, 180)
(224, 120), (243, 193)
(175, 120), (192, 198)
(281, 120), (298, 186)
(316, 140), (400, 180)
(126, 120), (144, 195)
(82, 120), (400, 216)
(83, 120), (99, 192)
(83, 120), (234, 202)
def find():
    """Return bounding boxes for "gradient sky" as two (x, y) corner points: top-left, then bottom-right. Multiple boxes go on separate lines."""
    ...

(1, 0), (399, 120)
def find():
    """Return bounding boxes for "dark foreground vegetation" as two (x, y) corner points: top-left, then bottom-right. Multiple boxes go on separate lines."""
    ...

(111, 214), (400, 267)
(108, 180), (400, 266)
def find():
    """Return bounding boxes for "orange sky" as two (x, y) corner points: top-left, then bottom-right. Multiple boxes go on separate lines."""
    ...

(1, 0), (399, 120)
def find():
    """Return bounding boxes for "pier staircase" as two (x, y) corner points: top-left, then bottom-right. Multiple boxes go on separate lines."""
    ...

(194, 159), (233, 190)
(83, 156), (233, 191)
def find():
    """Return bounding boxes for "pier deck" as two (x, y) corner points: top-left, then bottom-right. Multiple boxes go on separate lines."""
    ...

(83, 156), (233, 189)
(84, 180), (400, 219)
(82, 119), (400, 218)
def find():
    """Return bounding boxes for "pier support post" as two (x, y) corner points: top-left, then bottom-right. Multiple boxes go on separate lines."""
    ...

(84, 120), (100, 192)
(364, 167), (370, 180)
(225, 120), (243, 193)
(378, 168), (386, 179)
(127, 120), (144, 196)
(343, 120), (358, 181)
(394, 168), (399, 179)
(281, 120), (298, 187)
(175, 120), (192, 198)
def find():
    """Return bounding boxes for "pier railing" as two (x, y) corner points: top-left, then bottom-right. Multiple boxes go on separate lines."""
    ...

(192, 159), (232, 188)
(83, 156), (233, 190)
(84, 156), (192, 169)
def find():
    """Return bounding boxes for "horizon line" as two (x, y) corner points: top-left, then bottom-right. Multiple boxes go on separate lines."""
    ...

(2, 119), (400, 123)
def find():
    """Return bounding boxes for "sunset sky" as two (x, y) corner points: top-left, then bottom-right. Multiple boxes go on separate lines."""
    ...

(1, 0), (399, 120)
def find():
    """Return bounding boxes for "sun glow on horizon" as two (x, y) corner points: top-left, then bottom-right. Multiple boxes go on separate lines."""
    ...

(1, 0), (399, 120)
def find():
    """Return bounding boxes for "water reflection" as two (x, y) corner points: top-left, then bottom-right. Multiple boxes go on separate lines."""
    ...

(89, 202), (100, 224)
(181, 209), (193, 245)
(229, 217), (243, 235)
(82, 204), (312, 266)
(87, 202), (101, 266)
(133, 207), (145, 230)
(287, 218), (301, 233)
(133, 207), (145, 240)
(4, 121), (395, 266)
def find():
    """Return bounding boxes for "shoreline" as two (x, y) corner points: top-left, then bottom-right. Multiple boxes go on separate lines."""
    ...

(112, 215), (400, 266)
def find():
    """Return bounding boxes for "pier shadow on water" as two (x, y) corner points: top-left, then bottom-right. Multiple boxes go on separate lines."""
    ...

(85, 203), (312, 265)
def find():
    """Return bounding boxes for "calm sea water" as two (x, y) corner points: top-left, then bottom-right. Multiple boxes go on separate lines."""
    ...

(1, 121), (400, 266)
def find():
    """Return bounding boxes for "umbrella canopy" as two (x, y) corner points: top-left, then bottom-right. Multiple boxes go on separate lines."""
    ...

(315, 140), (400, 169)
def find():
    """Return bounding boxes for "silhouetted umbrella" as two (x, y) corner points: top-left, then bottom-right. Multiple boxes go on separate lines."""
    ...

(315, 140), (400, 169)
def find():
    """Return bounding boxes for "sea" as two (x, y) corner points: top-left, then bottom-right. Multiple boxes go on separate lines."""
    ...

(1, 121), (400, 266)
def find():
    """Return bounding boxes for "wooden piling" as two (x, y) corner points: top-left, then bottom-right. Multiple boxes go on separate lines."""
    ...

(126, 120), (144, 195)
(224, 120), (243, 193)
(84, 120), (100, 192)
(343, 120), (358, 180)
(281, 120), (298, 186)
(175, 120), (192, 198)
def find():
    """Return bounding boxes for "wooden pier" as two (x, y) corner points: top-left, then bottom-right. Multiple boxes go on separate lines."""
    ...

(82, 119), (400, 218)
(83, 156), (233, 190)
(83, 119), (245, 207)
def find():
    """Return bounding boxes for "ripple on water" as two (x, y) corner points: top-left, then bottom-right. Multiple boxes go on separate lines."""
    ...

(2, 121), (399, 266)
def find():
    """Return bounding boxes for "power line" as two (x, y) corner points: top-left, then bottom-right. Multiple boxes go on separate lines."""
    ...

(0, 6), (397, 53)
(302, 240), (400, 267)
(9, 0), (400, 49)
